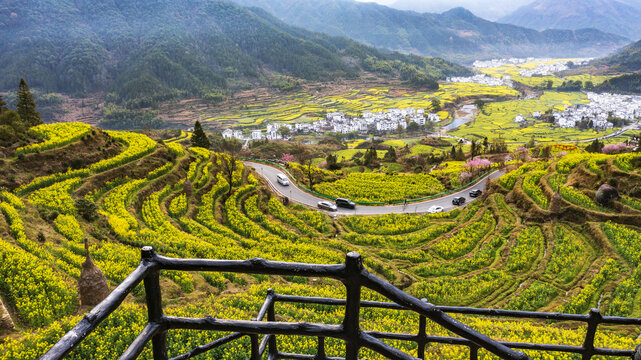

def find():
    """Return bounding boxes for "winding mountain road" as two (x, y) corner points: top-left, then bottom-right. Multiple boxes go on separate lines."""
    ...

(245, 161), (504, 216)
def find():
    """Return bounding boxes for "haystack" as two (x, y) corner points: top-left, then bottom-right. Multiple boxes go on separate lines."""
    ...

(549, 192), (563, 214)
(596, 184), (619, 207)
(0, 298), (14, 331)
(78, 238), (110, 306)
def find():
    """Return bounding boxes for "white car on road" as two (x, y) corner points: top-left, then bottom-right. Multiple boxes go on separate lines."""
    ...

(427, 205), (444, 214)
(276, 173), (290, 186)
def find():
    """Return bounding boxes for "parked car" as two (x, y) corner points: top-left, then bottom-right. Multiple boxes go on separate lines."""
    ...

(452, 197), (466, 206)
(317, 201), (338, 212)
(335, 198), (356, 209)
(427, 205), (444, 214)
(469, 189), (483, 198)
(276, 173), (290, 186)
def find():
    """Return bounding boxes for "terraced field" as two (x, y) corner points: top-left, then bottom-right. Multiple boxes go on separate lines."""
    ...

(204, 83), (519, 128)
(1, 123), (641, 359)
(451, 92), (616, 143)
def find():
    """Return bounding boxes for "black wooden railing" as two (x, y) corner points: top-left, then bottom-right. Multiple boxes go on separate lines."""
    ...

(40, 247), (641, 360)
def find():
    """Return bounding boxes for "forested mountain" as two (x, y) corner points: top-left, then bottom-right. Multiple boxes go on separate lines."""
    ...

(591, 40), (641, 93)
(596, 40), (641, 72)
(231, 0), (629, 62)
(0, 0), (470, 108)
(499, 0), (641, 40)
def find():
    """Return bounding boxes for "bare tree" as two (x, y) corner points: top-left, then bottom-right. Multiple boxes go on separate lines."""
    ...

(294, 144), (316, 191)
(219, 138), (243, 196)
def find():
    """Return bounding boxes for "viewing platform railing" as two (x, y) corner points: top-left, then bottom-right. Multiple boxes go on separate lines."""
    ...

(41, 247), (641, 360)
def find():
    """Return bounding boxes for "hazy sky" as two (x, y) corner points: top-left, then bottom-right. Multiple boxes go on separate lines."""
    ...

(354, 0), (534, 20)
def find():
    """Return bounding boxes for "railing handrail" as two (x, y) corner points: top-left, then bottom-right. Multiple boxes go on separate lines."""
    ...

(40, 247), (641, 360)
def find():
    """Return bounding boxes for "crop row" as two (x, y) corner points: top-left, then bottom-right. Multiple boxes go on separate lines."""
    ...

(90, 131), (157, 173)
(341, 211), (457, 236)
(602, 222), (641, 266)
(521, 171), (548, 209)
(0, 239), (77, 327)
(15, 122), (91, 156)
(559, 186), (607, 212)
(413, 236), (504, 277)
(545, 225), (589, 284)
(28, 178), (82, 215)
(506, 226), (544, 272)
(342, 222), (456, 251)
(314, 172), (445, 203)
(169, 194), (188, 218)
(559, 259), (619, 314)
(431, 211), (495, 259)
(506, 281), (558, 311)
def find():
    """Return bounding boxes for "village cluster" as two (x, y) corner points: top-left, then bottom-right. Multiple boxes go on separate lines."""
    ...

(221, 108), (442, 141)
(447, 74), (514, 87)
(472, 58), (591, 78)
(514, 92), (641, 129)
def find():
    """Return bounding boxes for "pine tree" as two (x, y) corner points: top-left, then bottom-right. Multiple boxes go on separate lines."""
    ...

(191, 121), (211, 149)
(0, 94), (8, 114)
(16, 79), (42, 127)
(384, 146), (396, 162)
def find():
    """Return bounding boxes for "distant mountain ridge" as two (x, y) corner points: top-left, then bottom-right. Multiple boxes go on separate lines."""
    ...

(232, 0), (629, 62)
(499, 0), (641, 40)
(0, 0), (470, 107)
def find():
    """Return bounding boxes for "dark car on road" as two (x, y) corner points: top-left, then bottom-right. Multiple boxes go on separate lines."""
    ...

(452, 196), (466, 206)
(335, 198), (356, 209)
(469, 189), (483, 198)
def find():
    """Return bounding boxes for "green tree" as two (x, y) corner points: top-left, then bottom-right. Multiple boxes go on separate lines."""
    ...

(325, 154), (340, 170)
(277, 126), (291, 138)
(16, 79), (42, 127)
(191, 121), (211, 149)
(546, 80), (554, 89)
(384, 146), (397, 162)
(407, 121), (420, 133)
(431, 98), (441, 111)
(0, 94), (8, 114)
(450, 145), (456, 159)
(526, 137), (536, 149)
(470, 140), (478, 157)
(474, 99), (485, 114)
(455, 146), (465, 161)
(363, 147), (378, 167)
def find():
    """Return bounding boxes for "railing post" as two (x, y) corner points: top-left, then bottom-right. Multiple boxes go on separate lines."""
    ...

(343, 252), (363, 360)
(142, 246), (167, 360)
(316, 337), (327, 360)
(582, 308), (602, 360)
(250, 334), (260, 360)
(267, 289), (279, 360)
(417, 299), (428, 360)
(469, 345), (479, 360)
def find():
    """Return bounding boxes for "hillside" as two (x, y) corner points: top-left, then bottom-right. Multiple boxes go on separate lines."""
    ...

(596, 39), (641, 72)
(0, 0), (470, 109)
(1, 123), (641, 358)
(231, 0), (629, 62)
(587, 40), (641, 93)
(499, 0), (641, 40)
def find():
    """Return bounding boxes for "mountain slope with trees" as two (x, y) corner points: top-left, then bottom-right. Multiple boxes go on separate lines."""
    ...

(499, 0), (641, 40)
(0, 0), (470, 109)
(231, 0), (629, 62)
